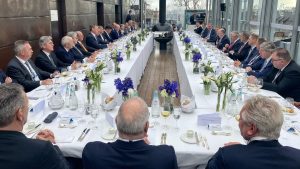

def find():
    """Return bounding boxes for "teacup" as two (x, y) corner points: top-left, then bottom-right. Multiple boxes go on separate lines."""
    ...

(186, 130), (194, 138)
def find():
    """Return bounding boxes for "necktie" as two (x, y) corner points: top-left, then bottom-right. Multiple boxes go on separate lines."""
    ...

(248, 55), (260, 65)
(272, 70), (282, 84)
(47, 54), (56, 67)
(25, 61), (40, 81)
(207, 30), (211, 39)
(228, 42), (234, 50)
(79, 42), (88, 52)
(238, 43), (246, 54)
(244, 47), (254, 62)
(74, 46), (83, 56)
(259, 60), (269, 72)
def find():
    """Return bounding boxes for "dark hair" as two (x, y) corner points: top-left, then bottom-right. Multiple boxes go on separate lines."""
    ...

(105, 26), (112, 30)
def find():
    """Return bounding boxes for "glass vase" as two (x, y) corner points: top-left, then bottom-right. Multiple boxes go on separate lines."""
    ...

(193, 62), (200, 74)
(204, 83), (211, 95)
(133, 44), (137, 51)
(114, 62), (120, 74)
(163, 96), (174, 114)
(126, 50), (131, 60)
(185, 52), (190, 61)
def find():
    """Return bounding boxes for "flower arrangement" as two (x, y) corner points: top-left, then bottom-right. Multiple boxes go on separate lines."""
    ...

(179, 32), (186, 41)
(201, 61), (214, 76)
(202, 76), (211, 95)
(114, 77), (134, 100)
(211, 72), (234, 112)
(159, 79), (179, 98)
(125, 41), (132, 60)
(111, 50), (123, 73)
(131, 36), (138, 51)
(192, 52), (202, 74)
(183, 37), (192, 51)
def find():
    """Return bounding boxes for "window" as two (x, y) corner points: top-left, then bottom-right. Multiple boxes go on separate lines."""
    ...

(249, 0), (262, 34)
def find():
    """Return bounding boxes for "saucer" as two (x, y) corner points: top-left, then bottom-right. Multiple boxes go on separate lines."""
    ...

(101, 130), (117, 140)
(180, 133), (197, 144)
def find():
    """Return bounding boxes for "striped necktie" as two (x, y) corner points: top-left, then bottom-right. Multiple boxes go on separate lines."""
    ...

(79, 42), (88, 52)
(272, 70), (282, 84)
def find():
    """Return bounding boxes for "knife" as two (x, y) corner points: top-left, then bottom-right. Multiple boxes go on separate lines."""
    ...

(195, 132), (200, 145)
(79, 128), (90, 142)
(77, 128), (87, 141)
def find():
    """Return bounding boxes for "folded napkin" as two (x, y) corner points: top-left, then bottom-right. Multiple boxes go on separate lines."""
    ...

(198, 113), (221, 126)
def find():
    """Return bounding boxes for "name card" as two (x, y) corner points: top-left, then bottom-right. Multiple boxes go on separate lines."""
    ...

(31, 100), (45, 114)
(197, 113), (221, 126)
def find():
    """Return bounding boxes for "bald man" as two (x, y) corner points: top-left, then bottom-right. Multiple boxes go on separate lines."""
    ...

(82, 97), (178, 169)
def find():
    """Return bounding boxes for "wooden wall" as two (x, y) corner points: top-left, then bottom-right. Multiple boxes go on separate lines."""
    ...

(0, 0), (130, 70)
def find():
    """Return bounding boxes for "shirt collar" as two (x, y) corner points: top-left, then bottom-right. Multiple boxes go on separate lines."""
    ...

(247, 136), (271, 144)
(118, 137), (144, 142)
(281, 60), (291, 71)
(42, 50), (50, 57)
(16, 56), (27, 64)
(265, 56), (272, 63)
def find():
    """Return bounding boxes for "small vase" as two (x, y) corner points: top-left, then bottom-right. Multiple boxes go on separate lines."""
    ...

(185, 52), (190, 61)
(126, 51), (131, 60)
(216, 88), (222, 112)
(163, 96), (174, 114)
(193, 62), (200, 74)
(204, 83), (211, 95)
(96, 80), (101, 93)
(114, 62), (120, 74)
(133, 44), (137, 51)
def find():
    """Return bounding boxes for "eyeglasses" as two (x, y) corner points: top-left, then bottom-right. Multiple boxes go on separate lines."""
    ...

(272, 58), (283, 62)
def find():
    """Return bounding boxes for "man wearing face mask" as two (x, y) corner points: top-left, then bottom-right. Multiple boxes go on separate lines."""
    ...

(0, 84), (69, 169)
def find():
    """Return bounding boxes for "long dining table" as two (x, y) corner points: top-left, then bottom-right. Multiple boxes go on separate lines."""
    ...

(25, 30), (300, 169)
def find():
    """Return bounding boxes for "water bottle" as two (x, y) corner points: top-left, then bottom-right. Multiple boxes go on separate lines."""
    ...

(69, 84), (78, 110)
(73, 77), (80, 91)
(151, 90), (160, 118)
(64, 82), (71, 108)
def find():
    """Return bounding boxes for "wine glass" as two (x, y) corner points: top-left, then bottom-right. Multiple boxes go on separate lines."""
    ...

(90, 105), (99, 129)
(173, 108), (181, 131)
(161, 109), (170, 130)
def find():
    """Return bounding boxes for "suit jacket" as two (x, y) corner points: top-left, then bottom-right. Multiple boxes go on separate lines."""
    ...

(55, 46), (75, 65)
(35, 50), (69, 73)
(0, 131), (69, 169)
(110, 29), (119, 40)
(194, 26), (203, 35)
(229, 42), (251, 61)
(263, 60), (300, 101)
(82, 140), (178, 169)
(125, 14), (132, 22)
(201, 28), (217, 42)
(226, 39), (243, 53)
(206, 140), (300, 169)
(6, 57), (50, 92)
(86, 33), (107, 50)
(216, 35), (230, 50)
(241, 47), (259, 67)
(69, 47), (85, 62)
(247, 60), (273, 78)
(97, 34), (109, 44)
(75, 42), (92, 57)
(0, 70), (6, 83)
(103, 31), (113, 43)
(245, 55), (264, 69)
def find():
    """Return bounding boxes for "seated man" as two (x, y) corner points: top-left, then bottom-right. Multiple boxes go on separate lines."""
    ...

(216, 28), (230, 50)
(201, 23), (217, 43)
(0, 84), (69, 169)
(0, 69), (12, 84)
(86, 25), (108, 50)
(246, 41), (275, 78)
(6, 40), (53, 92)
(76, 31), (96, 53)
(97, 26), (110, 45)
(206, 95), (300, 169)
(243, 37), (266, 69)
(55, 36), (80, 65)
(35, 36), (72, 74)
(82, 97), (178, 169)
(234, 33), (259, 66)
(194, 21), (203, 35)
(103, 25), (114, 43)
(249, 48), (300, 101)
(111, 23), (120, 40)
(223, 31), (242, 53)
(228, 32), (251, 61)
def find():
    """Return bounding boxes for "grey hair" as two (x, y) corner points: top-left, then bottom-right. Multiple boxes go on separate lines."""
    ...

(39, 36), (52, 49)
(61, 36), (73, 47)
(67, 31), (77, 39)
(14, 40), (28, 55)
(274, 48), (292, 61)
(260, 41), (276, 53)
(0, 84), (25, 127)
(241, 95), (283, 140)
(116, 97), (150, 135)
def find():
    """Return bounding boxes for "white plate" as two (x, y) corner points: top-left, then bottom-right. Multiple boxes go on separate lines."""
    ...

(180, 133), (197, 144)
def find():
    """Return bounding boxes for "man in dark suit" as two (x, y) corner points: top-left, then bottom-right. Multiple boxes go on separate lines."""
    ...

(242, 37), (267, 69)
(110, 23), (120, 40)
(35, 36), (71, 74)
(246, 42), (276, 78)
(216, 28), (230, 50)
(125, 10), (133, 23)
(190, 13), (196, 25)
(201, 23), (217, 43)
(97, 26), (110, 45)
(0, 69), (12, 84)
(206, 95), (300, 169)
(223, 31), (243, 53)
(233, 33), (259, 66)
(6, 40), (53, 92)
(0, 84), (69, 169)
(103, 26), (114, 42)
(86, 25), (109, 50)
(229, 31), (251, 61)
(261, 48), (300, 101)
(194, 21), (203, 35)
(82, 97), (178, 169)
(55, 36), (82, 65)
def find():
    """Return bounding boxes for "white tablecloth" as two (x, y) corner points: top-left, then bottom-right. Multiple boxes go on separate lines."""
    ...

(26, 32), (300, 169)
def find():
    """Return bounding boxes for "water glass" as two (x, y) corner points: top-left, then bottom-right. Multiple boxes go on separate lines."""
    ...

(173, 108), (181, 131)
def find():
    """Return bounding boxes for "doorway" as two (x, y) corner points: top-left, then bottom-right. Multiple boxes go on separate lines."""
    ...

(97, 3), (104, 26)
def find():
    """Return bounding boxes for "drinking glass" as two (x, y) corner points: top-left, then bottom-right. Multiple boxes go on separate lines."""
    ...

(173, 108), (181, 131)
(285, 97), (295, 112)
(90, 105), (99, 129)
(161, 110), (170, 130)
(256, 78), (263, 90)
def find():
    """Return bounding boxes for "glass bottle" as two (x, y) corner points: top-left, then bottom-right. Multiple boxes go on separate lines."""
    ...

(69, 83), (78, 110)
